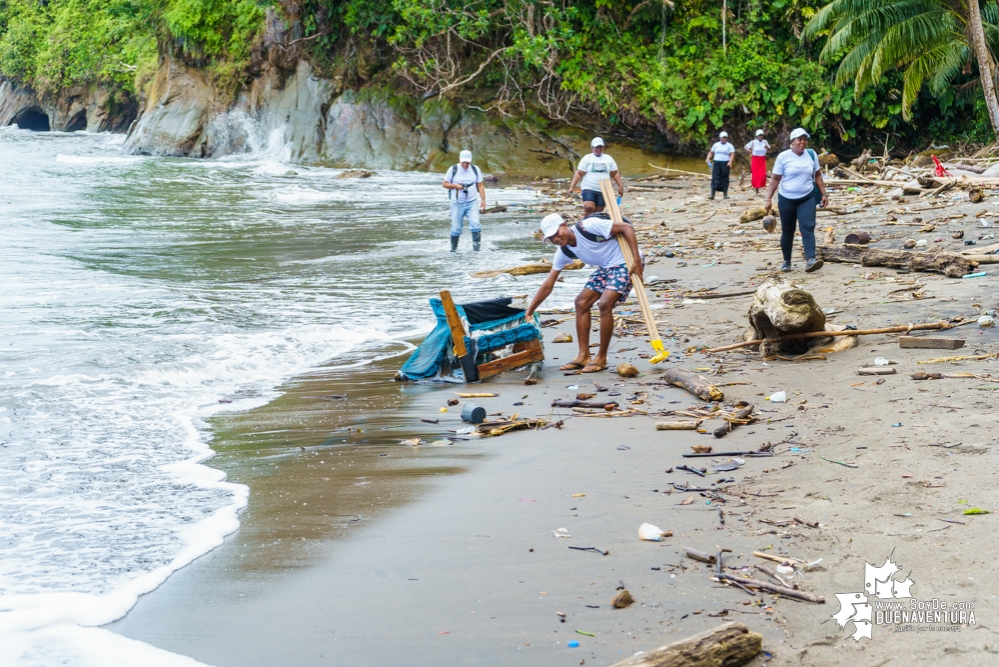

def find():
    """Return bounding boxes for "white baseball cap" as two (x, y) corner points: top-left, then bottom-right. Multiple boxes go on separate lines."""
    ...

(540, 213), (564, 241)
(756, 129), (764, 136)
(719, 131), (729, 138)
(459, 150), (473, 162)
(591, 137), (604, 148)
(789, 128), (810, 140)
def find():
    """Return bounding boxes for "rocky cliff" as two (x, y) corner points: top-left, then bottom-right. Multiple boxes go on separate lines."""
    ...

(1, 53), (659, 175)
(117, 56), (586, 173)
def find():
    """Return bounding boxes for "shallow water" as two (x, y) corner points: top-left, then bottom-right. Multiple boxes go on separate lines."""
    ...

(0, 127), (589, 664)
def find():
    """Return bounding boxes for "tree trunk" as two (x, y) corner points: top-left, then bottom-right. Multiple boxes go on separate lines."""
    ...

(968, 0), (999, 137)
(748, 275), (826, 356)
(816, 245), (976, 278)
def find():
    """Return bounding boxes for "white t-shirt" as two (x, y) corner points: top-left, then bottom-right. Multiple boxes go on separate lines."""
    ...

(710, 142), (735, 162)
(552, 217), (640, 270)
(773, 149), (820, 199)
(445, 164), (483, 203)
(577, 153), (619, 192)
(745, 139), (770, 156)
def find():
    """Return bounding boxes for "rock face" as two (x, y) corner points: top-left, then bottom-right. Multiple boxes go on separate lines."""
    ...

(123, 60), (216, 156)
(0, 80), (136, 132)
(2, 53), (619, 174)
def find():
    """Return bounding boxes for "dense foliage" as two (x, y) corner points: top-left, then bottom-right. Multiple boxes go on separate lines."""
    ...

(0, 0), (994, 149)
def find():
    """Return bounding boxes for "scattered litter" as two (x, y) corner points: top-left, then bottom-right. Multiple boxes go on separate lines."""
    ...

(638, 523), (671, 541)
(567, 641), (579, 648)
(553, 527), (571, 538)
(819, 455), (859, 468)
(979, 315), (995, 328)
(568, 546), (609, 555)
(964, 508), (990, 515)
(768, 391), (787, 403)
(461, 402), (487, 424)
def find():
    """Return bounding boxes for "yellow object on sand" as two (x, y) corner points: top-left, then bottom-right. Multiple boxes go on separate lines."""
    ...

(600, 179), (670, 364)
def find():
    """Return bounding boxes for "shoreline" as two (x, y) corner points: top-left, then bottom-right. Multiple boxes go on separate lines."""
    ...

(110, 172), (998, 665)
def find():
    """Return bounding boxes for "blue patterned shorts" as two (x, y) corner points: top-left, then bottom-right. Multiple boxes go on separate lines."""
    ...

(584, 265), (632, 302)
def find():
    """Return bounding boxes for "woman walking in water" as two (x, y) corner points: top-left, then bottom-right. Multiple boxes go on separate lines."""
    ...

(745, 130), (770, 194)
(764, 128), (828, 273)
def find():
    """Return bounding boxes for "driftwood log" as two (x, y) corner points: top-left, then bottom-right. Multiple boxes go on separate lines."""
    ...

(662, 368), (724, 402)
(748, 275), (826, 356)
(606, 622), (762, 667)
(656, 421), (701, 430)
(552, 399), (619, 409)
(471, 258), (584, 278)
(816, 245), (976, 278)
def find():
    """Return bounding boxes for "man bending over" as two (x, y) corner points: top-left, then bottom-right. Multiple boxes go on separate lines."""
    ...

(525, 213), (642, 373)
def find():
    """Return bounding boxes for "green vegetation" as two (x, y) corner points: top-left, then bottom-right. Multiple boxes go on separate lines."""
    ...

(0, 0), (995, 149)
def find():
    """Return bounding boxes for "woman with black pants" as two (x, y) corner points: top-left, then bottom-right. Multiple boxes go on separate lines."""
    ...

(764, 128), (828, 272)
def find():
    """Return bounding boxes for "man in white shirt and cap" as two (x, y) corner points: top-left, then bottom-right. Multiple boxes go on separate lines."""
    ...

(568, 137), (625, 216)
(524, 212), (642, 374)
(706, 131), (735, 199)
(442, 149), (486, 251)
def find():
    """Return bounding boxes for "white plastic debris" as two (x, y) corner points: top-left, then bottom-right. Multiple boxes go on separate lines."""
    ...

(874, 357), (895, 366)
(979, 315), (995, 328)
(638, 523), (667, 541)
(768, 391), (787, 403)
(776, 564), (795, 576)
(982, 220), (992, 228)
(552, 527), (571, 538)
(916, 239), (928, 247)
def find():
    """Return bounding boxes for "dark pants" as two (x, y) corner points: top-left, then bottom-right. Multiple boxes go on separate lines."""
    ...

(710, 161), (730, 196)
(777, 193), (817, 261)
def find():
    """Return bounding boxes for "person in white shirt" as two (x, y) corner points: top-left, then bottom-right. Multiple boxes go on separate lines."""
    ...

(568, 137), (625, 216)
(706, 131), (735, 199)
(525, 213), (642, 374)
(764, 128), (829, 273)
(442, 149), (486, 252)
(744, 130), (770, 193)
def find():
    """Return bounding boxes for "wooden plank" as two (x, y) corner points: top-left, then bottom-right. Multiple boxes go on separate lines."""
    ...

(607, 621), (761, 667)
(439, 290), (468, 357)
(899, 336), (965, 350)
(477, 339), (543, 379)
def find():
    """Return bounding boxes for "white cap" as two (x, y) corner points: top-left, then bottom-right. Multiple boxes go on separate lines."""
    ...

(789, 128), (810, 140)
(591, 137), (604, 148)
(540, 213), (564, 241)
(719, 131), (729, 138)
(756, 129), (764, 136)
(459, 150), (473, 162)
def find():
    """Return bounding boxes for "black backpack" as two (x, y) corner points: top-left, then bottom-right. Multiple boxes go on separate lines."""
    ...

(560, 212), (631, 260)
(447, 163), (481, 200)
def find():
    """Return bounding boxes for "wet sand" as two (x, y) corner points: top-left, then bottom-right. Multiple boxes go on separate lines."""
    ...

(111, 173), (999, 665)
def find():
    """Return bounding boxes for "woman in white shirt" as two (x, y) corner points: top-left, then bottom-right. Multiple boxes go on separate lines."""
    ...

(764, 128), (829, 273)
(744, 130), (770, 193)
(705, 131), (735, 199)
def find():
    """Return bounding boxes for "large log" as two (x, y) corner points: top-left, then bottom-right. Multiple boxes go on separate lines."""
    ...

(471, 258), (584, 278)
(748, 275), (826, 356)
(662, 368), (724, 402)
(607, 622), (762, 667)
(817, 244), (976, 278)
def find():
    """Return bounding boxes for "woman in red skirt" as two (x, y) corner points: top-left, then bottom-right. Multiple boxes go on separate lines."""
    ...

(745, 129), (771, 193)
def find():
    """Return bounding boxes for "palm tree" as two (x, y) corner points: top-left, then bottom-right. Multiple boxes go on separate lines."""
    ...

(804, 0), (999, 136)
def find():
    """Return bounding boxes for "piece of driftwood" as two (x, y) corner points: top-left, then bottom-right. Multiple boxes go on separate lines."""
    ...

(606, 622), (762, 667)
(683, 547), (717, 563)
(715, 573), (825, 603)
(706, 321), (954, 353)
(552, 399), (619, 409)
(753, 550), (801, 566)
(748, 275), (826, 356)
(714, 403), (755, 438)
(739, 206), (768, 224)
(662, 368), (724, 402)
(816, 245), (977, 278)
(655, 421), (701, 430)
(899, 336), (965, 350)
(471, 258), (584, 278)
(856, 367), (897, 376)
(962, 255), (999, 263)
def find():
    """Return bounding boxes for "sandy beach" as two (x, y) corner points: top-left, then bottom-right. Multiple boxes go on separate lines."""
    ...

(109, 170), (999, 665)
